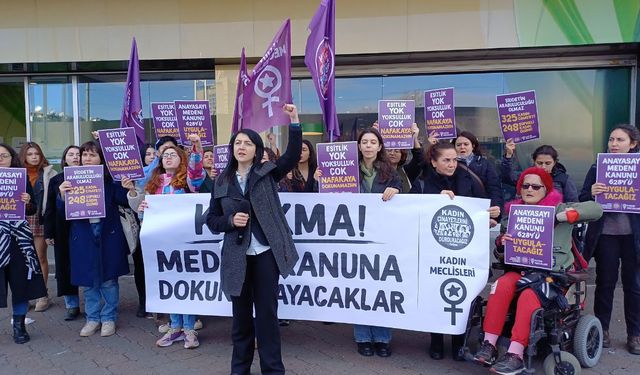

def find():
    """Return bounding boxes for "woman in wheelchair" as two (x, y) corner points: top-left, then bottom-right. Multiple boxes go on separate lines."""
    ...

(473, 167), (603, 375)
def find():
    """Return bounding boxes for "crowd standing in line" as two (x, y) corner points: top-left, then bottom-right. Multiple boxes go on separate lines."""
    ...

(1, 117), (639, 375)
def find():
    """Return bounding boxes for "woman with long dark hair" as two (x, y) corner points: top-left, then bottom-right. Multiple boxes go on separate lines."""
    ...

(580, 124), (640, 354)
(345, 128), (402, 357)
(59, 141), (130, 338)
(0, 143), (46, 343)
(19, 142), (57, 311)
(206, 104), (301, 375)
(43, 145), (81, 320)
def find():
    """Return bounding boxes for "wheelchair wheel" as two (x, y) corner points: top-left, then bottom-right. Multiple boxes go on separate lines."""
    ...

(573, 314), (603, 368)
(543, 351), (581, 375)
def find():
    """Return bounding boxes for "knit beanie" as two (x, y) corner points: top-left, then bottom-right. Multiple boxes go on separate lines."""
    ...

(516, 167), (554, 194)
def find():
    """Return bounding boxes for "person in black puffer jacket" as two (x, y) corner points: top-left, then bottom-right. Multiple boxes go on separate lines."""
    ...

(502, 141), (578, 203)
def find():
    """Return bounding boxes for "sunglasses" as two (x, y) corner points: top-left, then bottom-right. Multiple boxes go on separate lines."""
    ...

(521, 183), (545, 191)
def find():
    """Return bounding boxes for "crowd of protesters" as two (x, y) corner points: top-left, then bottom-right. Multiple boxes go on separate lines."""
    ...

(0, 104), (638, 374)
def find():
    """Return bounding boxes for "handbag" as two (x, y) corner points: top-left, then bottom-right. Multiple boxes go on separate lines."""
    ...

(119, 206), (140, 253)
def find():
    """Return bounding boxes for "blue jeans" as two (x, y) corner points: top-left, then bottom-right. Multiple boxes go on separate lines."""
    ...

(13, 301), (28, 315)
(64, 295), (80, 309)
(170, 314), (196, 330)
(84, 279), (119, 323)
(353, 325), (392, 343)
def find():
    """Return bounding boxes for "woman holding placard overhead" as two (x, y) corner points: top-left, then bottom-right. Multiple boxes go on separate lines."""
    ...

(410, 142), (500, 361)
(58, 140), (130, 338)
(0, 143), (46, 344)
(502, 141), (578, 203)
(473, 167), (602, 374)
(128, 134), (205, 349)
(580, 124), (640, 355)
(44, 145), (81, 321)
(19, 142), (57, 312)
(206, 104), (301, 375)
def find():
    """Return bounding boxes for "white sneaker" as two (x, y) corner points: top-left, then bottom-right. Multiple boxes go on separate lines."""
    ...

(158, 323), (170, 333)
(34, 297), (50, 312)
(100, 321), (116, 337)
(183, 329), (200, 349)
(80, 321), (101, 337)
(194, 319), (203, 330)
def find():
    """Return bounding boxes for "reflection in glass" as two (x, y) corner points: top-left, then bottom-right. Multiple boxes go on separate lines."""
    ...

(0, 78), (26, 149)
(28, 77), (74, 164)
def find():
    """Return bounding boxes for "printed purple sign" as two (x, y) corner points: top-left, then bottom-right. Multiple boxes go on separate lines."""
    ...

(174, 100), (214, 147)
(377, 100), (414, 149)
(316, 141), (359, 193)
(496, 90), (540, 144)
(424, 88), (456, 139)
(0, 167), (26, 221)
(505, 204), (555, 270)
(64, 165), (106, 220)
(213, 145), (230, 177)
(97, 128), (145, 181)
(595, 153), (640, 213)
(151, 102), (181, 143)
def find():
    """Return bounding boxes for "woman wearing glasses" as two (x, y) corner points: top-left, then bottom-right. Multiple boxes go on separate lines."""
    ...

(473, 167), (602, 375)
(125, 134), (205, 349)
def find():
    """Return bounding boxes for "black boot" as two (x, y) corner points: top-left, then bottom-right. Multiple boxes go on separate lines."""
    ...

(12, 315), (30, 344)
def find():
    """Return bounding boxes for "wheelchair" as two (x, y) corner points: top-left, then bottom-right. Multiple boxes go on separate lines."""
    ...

(459, 242), (603, 375)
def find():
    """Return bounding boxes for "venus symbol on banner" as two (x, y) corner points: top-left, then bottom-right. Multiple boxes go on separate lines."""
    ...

(255, 66), (282, 117)
(440, 278), (467, 325)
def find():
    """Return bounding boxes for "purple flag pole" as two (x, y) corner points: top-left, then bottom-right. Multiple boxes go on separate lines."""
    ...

(120, 38), (145, 146)
(242, 19), (292, 134)
(231, 48), (248, 134)
(305, 0), (339, 142)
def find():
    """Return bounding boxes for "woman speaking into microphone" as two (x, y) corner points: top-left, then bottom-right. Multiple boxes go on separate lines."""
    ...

(206, 104), (301, 375)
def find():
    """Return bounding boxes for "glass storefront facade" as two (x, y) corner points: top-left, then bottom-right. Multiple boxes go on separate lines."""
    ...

(0, 57), (635, 187)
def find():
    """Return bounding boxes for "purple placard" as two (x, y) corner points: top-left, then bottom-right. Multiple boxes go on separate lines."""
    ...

(213, 145), (229, 177)
(595, 153), (640, 213)
(174, 100), (214, 147)
(316, 141), (359, 193)
(64, 165), (106, 220)
(505, 204), (555, 270)
(151, 102), (181, 143)
(0, 167), (26, 221)
(377, 100), (414, 149)
(496, 90), (540, 144)
(97, 128), (145, 181)
(424, 87), (456, 139)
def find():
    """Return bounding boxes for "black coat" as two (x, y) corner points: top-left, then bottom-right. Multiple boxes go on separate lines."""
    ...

(43, 173), (77, 296)
(359, 164), (403, 194)
(410, 164), (487, 199)
(579, 163), (640, 264)
(465, 155), (503, 209)
(501, 157), (578, 202)
(206, 125), (302, 297)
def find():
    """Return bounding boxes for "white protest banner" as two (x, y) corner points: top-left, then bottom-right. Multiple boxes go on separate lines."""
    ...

(140, 193), (489, 334)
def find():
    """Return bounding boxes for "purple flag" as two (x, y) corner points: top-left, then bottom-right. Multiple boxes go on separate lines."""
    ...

(595, 153), (640, 213)
(242, 19), (292, 134)
(232, 48), (249, 134)
(120, 38), (145, 146)
(504, 204), (555, 270)
(305, 0), (339, 140)
(0, 167), (26, 221)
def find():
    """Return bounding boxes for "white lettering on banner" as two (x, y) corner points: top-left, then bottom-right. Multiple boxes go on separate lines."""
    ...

(140, 193), (490, 334)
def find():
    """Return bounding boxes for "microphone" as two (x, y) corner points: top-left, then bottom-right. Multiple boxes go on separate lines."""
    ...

(236, 200), (251, 245)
